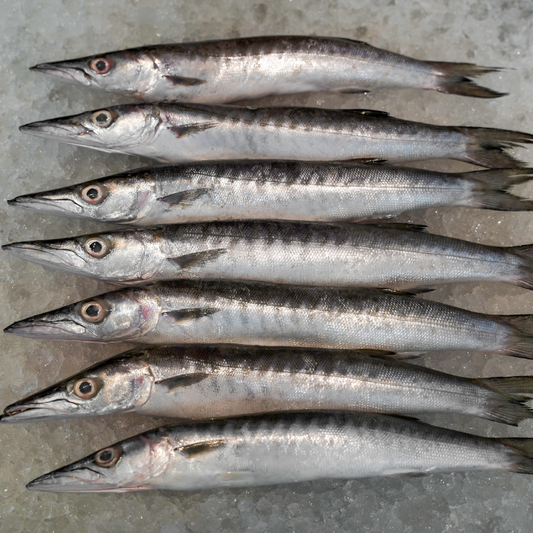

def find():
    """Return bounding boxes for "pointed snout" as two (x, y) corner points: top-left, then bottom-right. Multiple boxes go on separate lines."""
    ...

(30, 59), (93, 86)
(19, 116), (88, 141)
(2, 240), (85, 272)
(7, 189), (84, 217)
(4, 310), (87, 340)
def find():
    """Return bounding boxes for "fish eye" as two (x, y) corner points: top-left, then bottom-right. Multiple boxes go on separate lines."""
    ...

(80, 184), (108, 205)
(80, 300), (109, 323)
(94, 446), (122, 468)
(73, 377), (101, 399)
(84, 237), (111, 258)
(91, 109), (115, 128)
(89, 57), (113, 75)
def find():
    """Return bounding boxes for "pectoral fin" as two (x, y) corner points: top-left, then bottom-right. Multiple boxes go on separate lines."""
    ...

(168, 249), (227, 269)
(164, 75), (206, 86)
(157, 373), (210, 391)
(343, 109), (390, 117)
(170, 123), (217, 138)
(217, 471), (257, 485)
(178, 439), (226, 458)
(157, 188), (209, 207)
(163, 308), (219, 322)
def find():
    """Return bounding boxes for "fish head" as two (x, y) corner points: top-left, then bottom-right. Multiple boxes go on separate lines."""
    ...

(30, 50), (160, 98)
(19, 105), (161, 153)
(3, 229), (165, 283)
(1, 354), (155, 423)
(4, 287), (161, 342)
(8, 172), (158, 224)
(26, 429), (172, 493)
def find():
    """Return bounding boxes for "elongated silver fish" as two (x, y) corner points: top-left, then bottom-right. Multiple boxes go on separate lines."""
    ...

(9, 163), (533, 226)
(26, 412), (533, 493)
(19, 105), (533, 168)
(30, 36), (505, 103)
(5, 281), (533, 358)
(5, 222), (533, 290)
(3, 345), (533, 426)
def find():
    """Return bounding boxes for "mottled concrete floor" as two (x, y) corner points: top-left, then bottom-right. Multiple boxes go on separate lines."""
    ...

(1, 1), (533, 531)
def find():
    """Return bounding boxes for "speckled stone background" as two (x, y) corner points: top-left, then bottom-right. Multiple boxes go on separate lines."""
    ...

(2, 1), (533, 531)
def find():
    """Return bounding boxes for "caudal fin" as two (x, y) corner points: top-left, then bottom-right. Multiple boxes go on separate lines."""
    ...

(498, 315), (533, 359)
(460, 128), (533, 169)
(499, 439), (533, 474)
(474, 376), (533, 425)
(464, 168), (533, 211)
(427, 61), (506, 99)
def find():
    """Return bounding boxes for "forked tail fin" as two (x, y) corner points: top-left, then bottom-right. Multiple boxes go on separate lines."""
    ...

(498, 315), (533, 359)
(459, 127), (533, 168)
(474, 376), (533, 425)
(499, 439), (533, 474)
(427, 61), (506, 99)
(464, 168), (533, 211)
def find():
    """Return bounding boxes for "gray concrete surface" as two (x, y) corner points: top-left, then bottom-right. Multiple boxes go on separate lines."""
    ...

(1, 1), (533, 531)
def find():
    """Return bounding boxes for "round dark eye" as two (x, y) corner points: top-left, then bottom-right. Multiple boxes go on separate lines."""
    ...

(91, 110), (114, 128)
(73, 377), (100, 399)
(80, 300), (109, 323)
(89, 57), (113, 74)
(94, 446), (122, 468)
(84, 237), (110, 258)
(81, 184), (107, 205)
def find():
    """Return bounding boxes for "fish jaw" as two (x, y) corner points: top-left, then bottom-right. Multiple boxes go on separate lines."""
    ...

(1, 395), (80, 423)
(3, 312), (89, 340)
(30, 60), (93, 87)
(3, 241), (87, 274)
(19, 116), (95, 147)
(7, 191), (85, 217)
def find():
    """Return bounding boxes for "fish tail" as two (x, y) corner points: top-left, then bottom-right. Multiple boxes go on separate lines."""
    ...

(465, 168), (533, 211)
(498, 316), (533, 358)
(499, 439), (533, 474)
(460, 128), (533, 169)
(427, 61), (506, 98)
(504, 245), (533, 290)
(474, 376), (533, 425)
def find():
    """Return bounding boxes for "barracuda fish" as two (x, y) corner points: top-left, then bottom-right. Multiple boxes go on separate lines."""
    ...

(7, 163), (533, 225)
(25, 412), (533, 493)
(5, 281), (533, 358)
(19, 105), (533, 168)
(29, 36), (506, 103)
(5, 222), (533, 290)
(3, 345), (533, 426)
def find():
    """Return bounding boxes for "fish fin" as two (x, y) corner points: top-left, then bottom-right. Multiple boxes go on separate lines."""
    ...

(504, 246), (533, 290)
(460, 127), (533, 168)
(342, 109), (390, 117)
(333, 88), (370, 94)
(164, 75), (206, 86)
(379, 288), (435, 296)
(387, 414), (420, 422)
(157, 188), (209, 206)
(354, 222), (427, 232)
(427, 61), (507, 99)
(163, 308), (219, 322)
(168, 249), (228, 270)
(499, 439), (533, 474)
(157, 373), (210, 391)
(217, 471), (257, 485)
(463, 168), (533, 211)
(391, 472), (429, 478)
(481, 398), (532, 426)
(178, 439), (226, 458)
(346, 158), (387, 165)
(509, 245), (533, 260)
(170, 123), (217, 138)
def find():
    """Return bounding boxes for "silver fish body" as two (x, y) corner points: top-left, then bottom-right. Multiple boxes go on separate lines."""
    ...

(19, 105), (533, 168)
(26, 412), (533, 493)
(30, 36), (505, 102)
(5, 222), (533, 290)
(9, 163), (533, 226)
(5, 281), (533, 358)
(3, 345), (533, 425)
